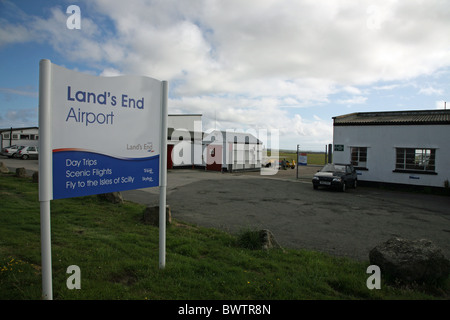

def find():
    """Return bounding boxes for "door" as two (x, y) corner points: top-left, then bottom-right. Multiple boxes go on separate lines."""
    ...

(206, 145), (222, 171)
(167, 144), (174, 169)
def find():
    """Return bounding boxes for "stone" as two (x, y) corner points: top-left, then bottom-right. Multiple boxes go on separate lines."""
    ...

(0, 162), (9, 174)
(97, 192), (123, 204)
(369, 237), (450, 285)
(142, 205), (172, 227)
(15, 167), (27, 177)
(32, 171), (39, 183)
(259, 229), (282, 250)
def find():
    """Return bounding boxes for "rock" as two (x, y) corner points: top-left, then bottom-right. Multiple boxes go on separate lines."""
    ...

(15, 167), (27, 177)
(369, 237), (450, 285)
(142, 205), (172, 227)
(97, 192), (123, 204)
(238, 229), (283, 250)
(0, 162), (9, 173)
(32, 171), (39, 183)
(259, 229), (282, 250)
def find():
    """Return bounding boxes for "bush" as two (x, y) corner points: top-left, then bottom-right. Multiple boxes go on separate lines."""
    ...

(236, 228), (263, 250)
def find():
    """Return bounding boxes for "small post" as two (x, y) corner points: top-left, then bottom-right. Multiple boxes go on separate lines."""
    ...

(328, 143), (332, 163)
(296, 144), (299, 179)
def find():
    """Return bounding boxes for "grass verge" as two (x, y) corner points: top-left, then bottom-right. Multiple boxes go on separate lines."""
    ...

(0, 173), (448, 300)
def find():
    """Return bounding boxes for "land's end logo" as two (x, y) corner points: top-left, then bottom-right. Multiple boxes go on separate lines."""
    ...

(66, 5), (81, 30)
(126, 142), (155, 153)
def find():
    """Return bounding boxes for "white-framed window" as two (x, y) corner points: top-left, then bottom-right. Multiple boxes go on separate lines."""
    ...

(395, 148), (436, 173)
(350, 147), (367, 169)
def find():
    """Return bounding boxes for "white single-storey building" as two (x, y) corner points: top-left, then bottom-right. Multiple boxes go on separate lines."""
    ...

(332, 109), (450, 188)
(202, 129), (263, 172)
(167, 114), (263, 172)
(0, 126), (39, 149)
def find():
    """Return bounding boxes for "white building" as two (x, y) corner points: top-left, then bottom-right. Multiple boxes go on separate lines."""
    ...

(202, 129), (263, 172)
(167, 114), (263, 172)
(168, 114), (203, 169)
(332, 110), (450, 188)
(0, 127), (39, 149)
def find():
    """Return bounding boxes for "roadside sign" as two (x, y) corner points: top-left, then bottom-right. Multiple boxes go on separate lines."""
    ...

(298, 153), (307, 166)
(38, 59), (168, 299)
(42, 62), (164, 200)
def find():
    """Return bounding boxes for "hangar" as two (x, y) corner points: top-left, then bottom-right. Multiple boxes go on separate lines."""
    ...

(332, 109), (450, 189)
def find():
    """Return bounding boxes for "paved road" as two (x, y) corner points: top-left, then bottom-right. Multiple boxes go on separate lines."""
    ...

(3, 156), (449, 261)
(122, 168), (450, 262)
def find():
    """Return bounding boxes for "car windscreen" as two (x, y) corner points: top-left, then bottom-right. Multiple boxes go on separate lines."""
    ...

(321, 164), (345, 172)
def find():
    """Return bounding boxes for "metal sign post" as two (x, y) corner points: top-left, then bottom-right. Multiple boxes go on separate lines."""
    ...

(159, 81), (168, 269)
(38, 59), (53, 300)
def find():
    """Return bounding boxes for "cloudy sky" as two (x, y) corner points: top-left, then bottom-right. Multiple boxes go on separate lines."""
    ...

(1, 0), (449, 150)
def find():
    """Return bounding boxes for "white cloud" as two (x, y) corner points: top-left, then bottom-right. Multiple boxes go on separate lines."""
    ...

(337, 96), (368, 105)
(419, 86), (444, 96)
(2, 0), (450, 149)
(0, 107), (38, 127)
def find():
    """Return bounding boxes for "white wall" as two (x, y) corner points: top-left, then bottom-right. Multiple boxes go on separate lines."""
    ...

(168, 115), (202, 133)
(1, 128), (39, 148)
(168, 115), (203, 167)
(333, 124), (450, 187)
(226, 142), (263, 170)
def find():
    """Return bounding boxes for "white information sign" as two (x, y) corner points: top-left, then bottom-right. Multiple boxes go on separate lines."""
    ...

(45, 63), (164, 199)
(38, 60), (168, 299)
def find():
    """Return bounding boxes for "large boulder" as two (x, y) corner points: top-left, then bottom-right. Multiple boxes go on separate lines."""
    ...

(369, 237), (450, 285)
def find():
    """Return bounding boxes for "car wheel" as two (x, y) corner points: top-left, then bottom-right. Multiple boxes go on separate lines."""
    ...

(22, 154), (29, 160)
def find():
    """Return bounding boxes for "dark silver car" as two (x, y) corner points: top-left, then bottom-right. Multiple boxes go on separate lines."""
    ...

(312, 163), (357, 191)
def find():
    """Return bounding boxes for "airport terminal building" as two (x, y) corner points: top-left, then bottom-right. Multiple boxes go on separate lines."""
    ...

(332, 109), (450, 188)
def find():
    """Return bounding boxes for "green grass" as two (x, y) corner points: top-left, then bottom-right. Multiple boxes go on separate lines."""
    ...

(0, 173), (448, 300)
(271, 151), (326, 166)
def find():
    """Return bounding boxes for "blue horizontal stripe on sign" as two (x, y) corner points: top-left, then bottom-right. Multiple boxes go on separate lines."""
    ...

(53, 150), (160, 199)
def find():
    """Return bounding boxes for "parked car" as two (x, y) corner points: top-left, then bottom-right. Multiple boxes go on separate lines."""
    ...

(15, 146), (39, 160)
(1, 145), (24, 158)
(312, 163), (357, 191)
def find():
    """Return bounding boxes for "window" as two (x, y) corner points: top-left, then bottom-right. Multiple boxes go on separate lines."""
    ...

(395, 148), (436, 173)
(351, 147), (367, 169)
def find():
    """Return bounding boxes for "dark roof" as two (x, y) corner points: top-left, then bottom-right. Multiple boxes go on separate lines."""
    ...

(0, 126), (39, 132)
(333, 110), (450, 126)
